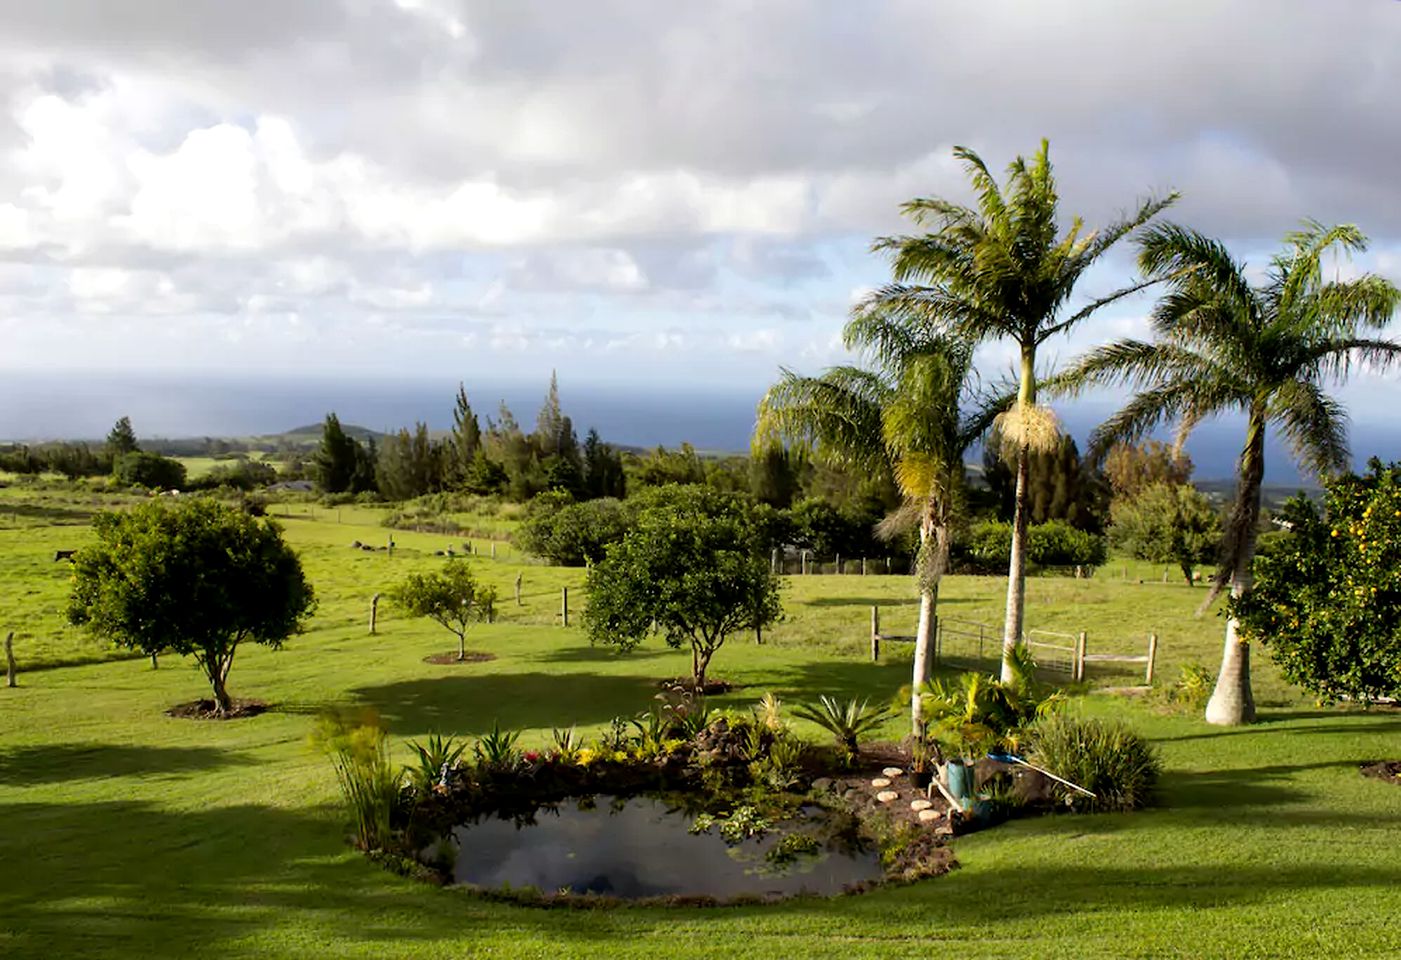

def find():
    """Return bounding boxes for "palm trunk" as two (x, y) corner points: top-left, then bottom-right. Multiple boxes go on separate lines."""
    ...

(1001, 344), (1037, 683)
(1204, 411), (1264, 726)
(910, 513), (947, 738)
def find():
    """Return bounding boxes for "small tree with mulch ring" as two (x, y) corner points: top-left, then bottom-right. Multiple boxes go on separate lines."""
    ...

(389, 560), (497, 662)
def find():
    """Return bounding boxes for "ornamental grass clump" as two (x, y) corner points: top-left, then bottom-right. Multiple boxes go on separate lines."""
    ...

(312, 711), (404, 850)
(1028, 715), (1160, 812)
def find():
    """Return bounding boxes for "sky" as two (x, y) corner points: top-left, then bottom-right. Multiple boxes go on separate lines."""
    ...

(1, 1), (1400, 449)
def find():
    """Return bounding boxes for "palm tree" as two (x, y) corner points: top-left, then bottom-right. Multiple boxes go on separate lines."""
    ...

(755, 309), (996, 736)
(858, 140), (1175, 682)
(1057, 221), (1400, 725)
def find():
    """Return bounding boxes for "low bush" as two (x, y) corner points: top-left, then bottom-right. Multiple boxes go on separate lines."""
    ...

(953, 519), (1106, 574)
(1028, 715), (1160, 812)
(517, 494), (630, 565)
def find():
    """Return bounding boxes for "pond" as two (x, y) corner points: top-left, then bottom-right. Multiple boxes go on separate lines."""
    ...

(447, 795), (884, 899)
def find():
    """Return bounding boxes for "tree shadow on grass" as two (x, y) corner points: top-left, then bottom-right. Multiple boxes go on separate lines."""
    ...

(530, 644), (672, 664)
(0, 744), (251, 786)
(350, 672), (662, 737)
(0, 800), (622, 959)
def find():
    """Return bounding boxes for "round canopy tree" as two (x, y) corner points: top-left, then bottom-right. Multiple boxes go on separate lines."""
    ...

(1232, 461), (1401, 705)
(67, 498), (316, 714)
(388, 560), (497, 661)
(582, 485), (781, 689)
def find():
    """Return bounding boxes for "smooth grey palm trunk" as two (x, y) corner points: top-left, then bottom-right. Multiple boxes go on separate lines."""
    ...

(1205, 414), (1265, 726)
(1000, 446), (1030, 683)
(910, 517), (949, 737)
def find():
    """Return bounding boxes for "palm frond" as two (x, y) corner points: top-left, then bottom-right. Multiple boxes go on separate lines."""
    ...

(1269, 379), (1350, 479)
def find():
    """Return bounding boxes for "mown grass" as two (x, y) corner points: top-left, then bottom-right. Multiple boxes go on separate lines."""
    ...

(1, 490), (1398, 958)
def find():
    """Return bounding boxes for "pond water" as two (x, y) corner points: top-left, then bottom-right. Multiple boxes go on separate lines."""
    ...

(447, 795), (884, 899)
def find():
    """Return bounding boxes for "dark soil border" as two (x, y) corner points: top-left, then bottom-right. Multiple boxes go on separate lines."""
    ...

(657, 676), (737, 695)
(423, 651), (497, 665)
(1360, 760), (1401, 785)
(165, 698), (268, 720)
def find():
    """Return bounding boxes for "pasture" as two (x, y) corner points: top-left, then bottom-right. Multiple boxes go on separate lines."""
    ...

(1, 485), (1397, 958)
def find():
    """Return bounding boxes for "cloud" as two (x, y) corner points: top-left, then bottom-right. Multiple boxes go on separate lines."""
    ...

(0, 0), (1397, 400)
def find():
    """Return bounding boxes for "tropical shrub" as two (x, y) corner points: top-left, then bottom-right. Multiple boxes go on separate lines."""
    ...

(793, 695), (895, 764)
(112, 451), (187, 490)
(1231, 461), (1401, 704)
(1028, 715), (1160, 812)
(406, 732), (468, 794)
(953, 519), (1106, 573)
(920, 646), (1065, 759)
(517, 494), (630, 566)
(1109, 482), (1221, 585)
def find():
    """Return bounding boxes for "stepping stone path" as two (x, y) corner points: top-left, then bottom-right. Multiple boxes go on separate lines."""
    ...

(870, 777), (892, 788)
(918, 809), (941, 823)
(910, 799), (933, 811)
(882, 767), (904, 778)
(876, 790), (900, 803)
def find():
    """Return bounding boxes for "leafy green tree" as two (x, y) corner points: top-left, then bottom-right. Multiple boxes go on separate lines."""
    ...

(376, 423), (444, 501)
(757, 311), (996, 734)
(750, 440), (804, 508)
(388, 560), (498, 662)
(113, 451), (187, 490)
(859, 140), (1175, 682)
(462, 451), (508, 495)
(583, 486), (781, 689)
(448, 383), (483, 484)
(67, 498), (315, 714)
(981, 434), (1108, 532)
(1103, 440), (1193, 502)
(105, 415), (139, 459)
(485, 401), (542, 501)
(312, 413), (361, 494)
(1109, 483), (1221, 585)
(44, 442), (105, 479)
(635, 443), (706, 487)
(1059, 221), (1400, 724)
(582, 428), (626, 499)
(518, 495), (630, 566)
(1232, 461), (1401, 705)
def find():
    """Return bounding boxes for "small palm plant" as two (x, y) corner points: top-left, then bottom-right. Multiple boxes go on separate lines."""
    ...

(793, 695), (896, 765)
(473, 722), (521, 771)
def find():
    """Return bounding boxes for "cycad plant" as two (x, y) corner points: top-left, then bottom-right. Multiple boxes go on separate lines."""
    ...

(757, 315), (997, 737)
(921, 646), (1065, 761)
(793, 695), (896, 766)
(1057, 221), (1400, 724)
(406, 731), (467, 794)
(859, 140), (1175, 683)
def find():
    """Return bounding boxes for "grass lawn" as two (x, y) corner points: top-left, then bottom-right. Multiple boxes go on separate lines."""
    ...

(2, 493), (1398, 958)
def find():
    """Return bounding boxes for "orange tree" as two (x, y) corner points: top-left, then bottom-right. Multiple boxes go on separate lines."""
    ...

(1232, 460), (1401, 704)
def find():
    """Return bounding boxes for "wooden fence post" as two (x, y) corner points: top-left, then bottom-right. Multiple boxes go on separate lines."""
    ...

(886, 557), (891, 574)
(835, 553), (841, 574)
(861, 557), (867, 576)
(1146, 633), (1159, 684)
(369, 593), (380, 635)
(515, 573), (523, 606)
(561, 587), (569, 627)
(870, 605), (880, 663)
(5, 632), (15, 688)
(801, 551), (808, 575)
(977, 623), (985, 661)
(1075, 631), (1088, 683)
(491, 542), (497, 560)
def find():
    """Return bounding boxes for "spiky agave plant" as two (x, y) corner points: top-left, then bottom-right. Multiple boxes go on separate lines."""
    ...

(406, 731), (468, 794)
(793, 695), (896, 764)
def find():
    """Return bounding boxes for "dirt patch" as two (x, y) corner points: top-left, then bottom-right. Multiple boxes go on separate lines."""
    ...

(424, 651), (497, 665)
(165, 698), (268, 720)
(1360, 760), (1401, 785)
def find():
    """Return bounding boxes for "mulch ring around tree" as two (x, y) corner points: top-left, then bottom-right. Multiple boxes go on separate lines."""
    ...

(165, 698), (269, 720)
(424, 651), (498, 665)
(1360, 760), (1401, 785)
(657, 677), (736, 695)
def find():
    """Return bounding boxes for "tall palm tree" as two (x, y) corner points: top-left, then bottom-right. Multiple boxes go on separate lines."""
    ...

(1057, 221), (1400, 725)
(755, 309), (997, 736)
(858, 140), (1176, 681)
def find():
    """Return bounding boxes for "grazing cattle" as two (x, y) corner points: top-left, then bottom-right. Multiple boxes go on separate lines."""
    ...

(54, 550), (76, 562)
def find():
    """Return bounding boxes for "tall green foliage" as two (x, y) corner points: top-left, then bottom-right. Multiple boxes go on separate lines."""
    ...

(1109, 482), (1221, 585)
(1058, 221), (1401, 724)
(1232, 461), (1401, 704)
(583, 486), (781, 689)
(67, 498), (316, 713)
(860, 140), (1175, 683)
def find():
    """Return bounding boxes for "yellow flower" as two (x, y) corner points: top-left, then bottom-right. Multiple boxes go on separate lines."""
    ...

(575, 748), (597, 767)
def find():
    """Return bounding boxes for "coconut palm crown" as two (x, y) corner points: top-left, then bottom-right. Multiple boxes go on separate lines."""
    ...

(1056, 220), (1401, 725)
(856, 139), (1176, 681)
(755, 307), (1001, 736)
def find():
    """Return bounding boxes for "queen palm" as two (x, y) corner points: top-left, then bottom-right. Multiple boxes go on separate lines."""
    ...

(859, 140), (1175, 682)
(756, 309), (995, 736)
(1058, 221), (1400, 725)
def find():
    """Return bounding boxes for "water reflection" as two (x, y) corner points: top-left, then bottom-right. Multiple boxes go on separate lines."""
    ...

(449, 795), (882, 898)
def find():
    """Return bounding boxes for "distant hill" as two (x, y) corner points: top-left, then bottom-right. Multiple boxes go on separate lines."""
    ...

(279, 423), (385, 443)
